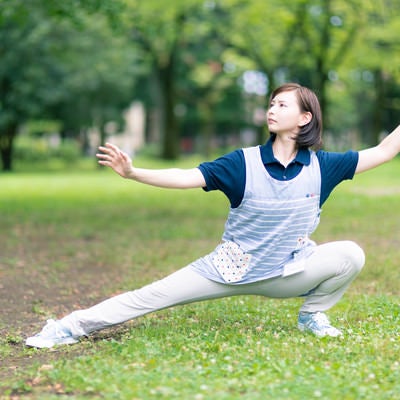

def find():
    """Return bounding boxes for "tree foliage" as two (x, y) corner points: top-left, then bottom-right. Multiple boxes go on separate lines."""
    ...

(1, 0), (400, 171)
(0, 0), (135, 170)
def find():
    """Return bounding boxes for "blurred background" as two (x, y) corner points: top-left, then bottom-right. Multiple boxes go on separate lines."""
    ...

(1, 0), (399, 172)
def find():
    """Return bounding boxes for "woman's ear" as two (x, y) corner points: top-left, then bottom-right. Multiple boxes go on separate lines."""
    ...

(299, 111), (312, 127)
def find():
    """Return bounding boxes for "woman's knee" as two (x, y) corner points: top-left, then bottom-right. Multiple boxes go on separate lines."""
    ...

(341, 240), (365, 273)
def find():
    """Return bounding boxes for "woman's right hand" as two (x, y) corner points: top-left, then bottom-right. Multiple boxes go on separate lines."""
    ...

(96, 143), (135, 179)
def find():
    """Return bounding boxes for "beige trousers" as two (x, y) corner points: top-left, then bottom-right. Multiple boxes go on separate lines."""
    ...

(61, 240), (365, 337)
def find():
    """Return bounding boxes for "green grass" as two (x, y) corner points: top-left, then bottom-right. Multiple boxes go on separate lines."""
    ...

(1, 157), (400, 399)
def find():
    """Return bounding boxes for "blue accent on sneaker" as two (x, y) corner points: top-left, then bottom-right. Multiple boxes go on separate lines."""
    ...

(25, 319), (78, 348)
(298, 312), (343, 337)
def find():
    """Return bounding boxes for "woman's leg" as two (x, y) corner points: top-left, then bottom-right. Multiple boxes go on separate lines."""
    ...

(244, 240), (365, 337)
(28, 240), (364, 346)
(63, 241), (364, 337)
(246, 241), (365, 311)
(297, 240), (365, 313)
(60, 265), (246, 337)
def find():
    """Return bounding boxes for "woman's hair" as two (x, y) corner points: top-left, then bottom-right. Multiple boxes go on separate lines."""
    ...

(269, 83), (323, 150)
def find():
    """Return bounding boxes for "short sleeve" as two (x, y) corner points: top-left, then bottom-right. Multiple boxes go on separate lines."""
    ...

(317, 150), (359, 205)
(198, 149), (246, 208)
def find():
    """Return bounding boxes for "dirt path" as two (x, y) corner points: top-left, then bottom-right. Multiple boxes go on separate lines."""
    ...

(0, 258), (126, 384)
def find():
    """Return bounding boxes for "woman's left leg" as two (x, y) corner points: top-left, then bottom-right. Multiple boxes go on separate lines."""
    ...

(245, 240), (365, 337)
(247, 241), (365, 308)
(297, 240), (365, 313)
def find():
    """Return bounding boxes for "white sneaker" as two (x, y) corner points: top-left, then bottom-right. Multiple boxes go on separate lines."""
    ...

(26, 319), (78, 348)
(298, 312), (343, 337)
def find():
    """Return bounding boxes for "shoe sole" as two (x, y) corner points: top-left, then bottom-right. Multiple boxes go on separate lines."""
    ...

(298, 322), (342, 337)
(26, 336), (78, 349)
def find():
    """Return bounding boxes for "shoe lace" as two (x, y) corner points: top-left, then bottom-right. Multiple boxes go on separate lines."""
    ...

(311, 312), (330, 327)
(42, 319), (67, 338)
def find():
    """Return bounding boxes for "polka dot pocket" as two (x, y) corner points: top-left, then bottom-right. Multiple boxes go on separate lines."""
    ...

(212, 241), (252, 283)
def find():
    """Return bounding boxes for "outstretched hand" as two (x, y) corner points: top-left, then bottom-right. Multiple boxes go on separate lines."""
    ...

(96, 143), (134, 179)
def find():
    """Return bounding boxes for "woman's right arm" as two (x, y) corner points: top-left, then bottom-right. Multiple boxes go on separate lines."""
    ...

(96, 142), (206, 189)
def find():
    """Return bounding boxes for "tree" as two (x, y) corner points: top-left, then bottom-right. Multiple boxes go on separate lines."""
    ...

(123, 0), (247, 159)
(0, 2), (66, 170)
(176, 3), (248, 155)
(0, 0), (138, 171)
(121, 0), (203, 159)
(340, 0), (400, 145)
(47, 14), (140, 153)
(218, 0), (366, 128)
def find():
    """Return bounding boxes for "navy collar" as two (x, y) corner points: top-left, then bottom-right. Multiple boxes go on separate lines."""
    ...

(260, 137), (311, 166)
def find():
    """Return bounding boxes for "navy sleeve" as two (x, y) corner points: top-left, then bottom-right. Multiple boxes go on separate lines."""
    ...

(317, 150), (359, 206)
(198, 149), (246, 208)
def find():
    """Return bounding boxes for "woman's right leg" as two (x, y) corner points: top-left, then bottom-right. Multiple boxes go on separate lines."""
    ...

(60, 266), (242, 337)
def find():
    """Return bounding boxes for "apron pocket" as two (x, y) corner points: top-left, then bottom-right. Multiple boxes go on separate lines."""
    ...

(212, 241), (252, 283)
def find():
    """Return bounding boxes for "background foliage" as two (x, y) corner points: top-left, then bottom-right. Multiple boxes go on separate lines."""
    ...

(1, 0), (400, 171)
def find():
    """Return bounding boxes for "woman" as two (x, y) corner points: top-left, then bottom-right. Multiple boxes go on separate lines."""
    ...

(26, 83), (399, 348)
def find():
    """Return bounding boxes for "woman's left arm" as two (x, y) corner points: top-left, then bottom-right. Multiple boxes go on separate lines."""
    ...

(356, 124), (400, 174)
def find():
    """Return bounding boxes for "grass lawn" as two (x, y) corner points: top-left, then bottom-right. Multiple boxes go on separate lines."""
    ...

(0, 156), (399, 399)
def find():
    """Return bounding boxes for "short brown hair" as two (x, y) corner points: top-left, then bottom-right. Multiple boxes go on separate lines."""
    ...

(269, 83), (323, 150)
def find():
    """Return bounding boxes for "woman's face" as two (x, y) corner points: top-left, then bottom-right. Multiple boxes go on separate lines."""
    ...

(266, 90), (311, 136)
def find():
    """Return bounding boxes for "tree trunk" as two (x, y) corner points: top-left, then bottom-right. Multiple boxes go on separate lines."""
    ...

(159, 60), (179, 160)
(198, 102), (214, 158)
(314, 0), (331, 122)
(372, 69), (385, 146)
(157, 13), (186, 160)
(0, 123), (18, 171)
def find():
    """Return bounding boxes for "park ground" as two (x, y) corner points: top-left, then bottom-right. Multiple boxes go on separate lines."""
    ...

(1, 161), (399, 399)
